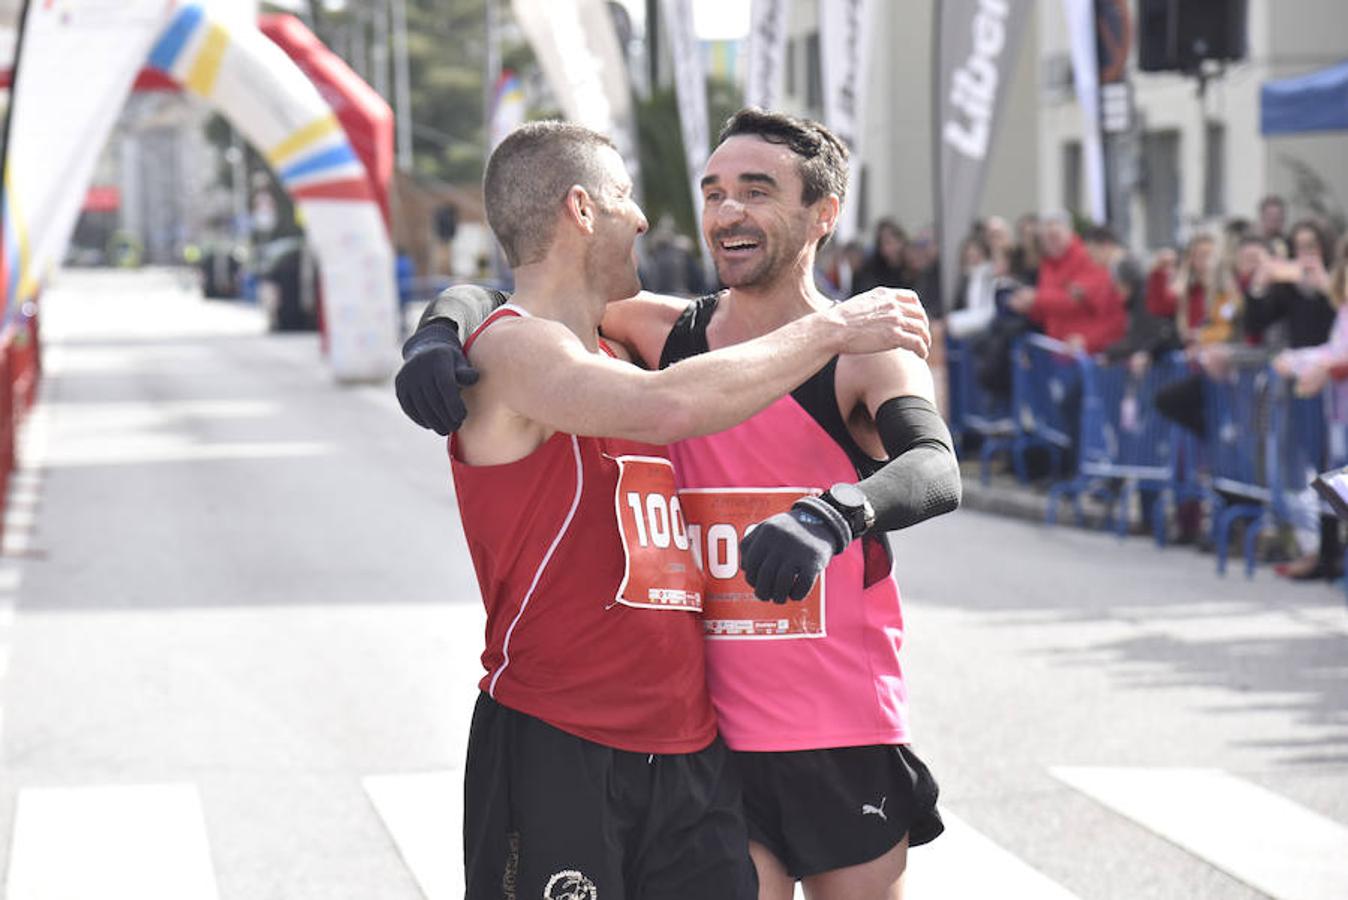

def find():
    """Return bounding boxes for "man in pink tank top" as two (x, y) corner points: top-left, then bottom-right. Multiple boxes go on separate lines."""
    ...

(428, 121), (930, 900)
(401, 111), (961, 900)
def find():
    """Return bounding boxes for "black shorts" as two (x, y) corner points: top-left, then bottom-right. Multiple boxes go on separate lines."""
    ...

(734, 743), (944, 880)
(463, 693), (757, 900)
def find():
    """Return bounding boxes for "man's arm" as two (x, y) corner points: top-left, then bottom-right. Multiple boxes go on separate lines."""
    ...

(468, 291), (928, 448)
(851, 351), (962, 532)
(738, 349), (961, 603)
(416, 283), (505, 335)
(398, 286), (688, 434)
(598, 291), (691, 368)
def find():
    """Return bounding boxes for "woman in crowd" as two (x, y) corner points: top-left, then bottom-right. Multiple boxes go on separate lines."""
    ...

(1246, 220), (1337, 351)
(851, 217), (911, 295)
(946, 234), (1000, 341)
(1147, 232), (1244, 345)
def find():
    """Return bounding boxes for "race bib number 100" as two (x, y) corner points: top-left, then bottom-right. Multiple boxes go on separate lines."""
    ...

(613, 456), (703, 612)
(678, 488), (826, 639)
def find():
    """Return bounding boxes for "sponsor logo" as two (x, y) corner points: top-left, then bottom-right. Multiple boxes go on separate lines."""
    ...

(861, 795), (888, 821)
(944, 0), (1010, 160)
(544, 869), (598, 900)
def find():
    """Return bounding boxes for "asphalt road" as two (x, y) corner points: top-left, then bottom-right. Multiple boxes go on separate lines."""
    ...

(0, 270), (1344, 900)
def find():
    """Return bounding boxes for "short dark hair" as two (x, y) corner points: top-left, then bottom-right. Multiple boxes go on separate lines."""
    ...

(1289, 218), (1334, 263)
(874, 217), (907, 245)
(1260, 194), (1287, 213)
(1083, 225), (1119, 245)
(717, 107), (849, 208)
(483, 121), (618, 267)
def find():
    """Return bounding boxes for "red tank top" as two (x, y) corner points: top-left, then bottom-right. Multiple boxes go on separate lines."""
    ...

(449, 306), (716, 754)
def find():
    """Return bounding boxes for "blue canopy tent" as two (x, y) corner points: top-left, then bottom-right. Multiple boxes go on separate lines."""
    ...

(1261, 59), (1348, 135)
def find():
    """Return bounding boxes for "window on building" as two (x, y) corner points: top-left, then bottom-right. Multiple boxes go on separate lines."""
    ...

(805, 32), (822, 113)
(1203, 120), (1226, 218)
(1062, 141), (1082, 217)
(786, 38), (797, 97)
(1142, 130), (1181, 249)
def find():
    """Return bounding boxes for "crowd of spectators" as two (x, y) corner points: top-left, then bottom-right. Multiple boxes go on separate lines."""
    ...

(827, 196), (1346, 585)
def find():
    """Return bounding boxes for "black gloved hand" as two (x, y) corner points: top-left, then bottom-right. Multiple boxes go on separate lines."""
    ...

(739, 497), (852, 604)
(395, 321), (480, 435)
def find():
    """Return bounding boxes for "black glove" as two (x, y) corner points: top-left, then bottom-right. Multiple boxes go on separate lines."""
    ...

(739, 497), (851, 604)
(395, 321), (480, 435)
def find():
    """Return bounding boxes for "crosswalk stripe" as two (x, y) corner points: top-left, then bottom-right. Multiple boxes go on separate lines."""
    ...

(902, 811), (1081, 899)
(6, 783), (219, 900)
(1053, 766), (1348, 900)
(364, 771), (463, 900)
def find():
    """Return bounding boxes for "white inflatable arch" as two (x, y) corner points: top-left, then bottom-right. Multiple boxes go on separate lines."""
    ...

(3, 0), (397, 381)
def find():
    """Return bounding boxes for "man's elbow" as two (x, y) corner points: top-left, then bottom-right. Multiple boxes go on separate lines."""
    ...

(928, 453), (963, 519)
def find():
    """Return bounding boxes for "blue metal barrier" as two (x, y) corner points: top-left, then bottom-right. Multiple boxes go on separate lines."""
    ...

(945, 336), (1015, 484)
(1203, 363), (1279, 576)
(1010, 335), (1084, 483)
(1047, 354), (1188, 536)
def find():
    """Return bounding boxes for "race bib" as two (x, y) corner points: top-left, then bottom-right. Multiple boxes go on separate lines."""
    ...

(612, 456), (703, 612)
(679, 488), (827, 639)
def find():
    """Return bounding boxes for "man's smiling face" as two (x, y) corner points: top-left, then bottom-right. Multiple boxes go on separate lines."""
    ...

(700, 135), (824, 290)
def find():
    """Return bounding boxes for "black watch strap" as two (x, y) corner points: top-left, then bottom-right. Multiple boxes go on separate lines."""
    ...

(820, 483), (875, 539)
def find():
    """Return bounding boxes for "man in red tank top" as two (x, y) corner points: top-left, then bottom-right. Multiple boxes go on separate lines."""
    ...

(444, 121), (930, 900)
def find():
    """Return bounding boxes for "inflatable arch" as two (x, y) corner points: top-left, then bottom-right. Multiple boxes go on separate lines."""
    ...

(2, 0), (397, 382)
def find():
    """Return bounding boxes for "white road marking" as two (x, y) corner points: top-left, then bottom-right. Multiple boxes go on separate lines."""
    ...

(41, 439), (334, 468)
(903, 811), (1081, 899)
(6, 783), (220, 900)
(364, 771), (463, 900)
(1053, 766), (1348, 900)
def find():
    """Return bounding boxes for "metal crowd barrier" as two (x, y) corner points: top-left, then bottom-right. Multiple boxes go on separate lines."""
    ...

(944, 336), (1015, 484)
(1010, 334), (1083, 483)
(1047, 353), (1188, 537)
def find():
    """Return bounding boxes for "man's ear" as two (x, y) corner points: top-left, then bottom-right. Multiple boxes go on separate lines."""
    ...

(564, 185), (597, 235)
(815, 194), (841, 243)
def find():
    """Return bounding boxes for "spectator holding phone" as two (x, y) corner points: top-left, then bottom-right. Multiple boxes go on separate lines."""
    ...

(1246, 220), (1336, 352)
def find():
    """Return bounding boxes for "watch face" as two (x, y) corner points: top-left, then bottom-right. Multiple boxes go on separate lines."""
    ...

(828, 483), (867, 510)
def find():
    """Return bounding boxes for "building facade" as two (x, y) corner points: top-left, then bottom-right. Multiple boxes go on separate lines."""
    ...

(771, 0), (1346, 252)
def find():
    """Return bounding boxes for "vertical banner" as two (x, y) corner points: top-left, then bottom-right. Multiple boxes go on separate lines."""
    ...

(488, 70), (527, 150)
(658, 0), (711, 270)
(934, 0), (1032, 313)
(819, 0), (876, 245)
(745, 0), (789, 110)
(510, 0), (639, 184)
(1063, 0), (1106, 224)
(3, 0), (173, 318)
(1095, 0), (1134, 239)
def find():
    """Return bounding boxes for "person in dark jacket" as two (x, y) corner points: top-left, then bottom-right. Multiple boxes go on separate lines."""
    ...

(851, 217), (912, 296)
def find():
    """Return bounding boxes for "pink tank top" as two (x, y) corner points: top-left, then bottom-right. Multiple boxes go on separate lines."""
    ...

(669, 394), (909, 752)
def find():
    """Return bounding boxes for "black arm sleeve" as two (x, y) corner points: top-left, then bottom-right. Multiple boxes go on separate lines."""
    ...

(855, 396), (962, 532)
(416, 283), (508, 336)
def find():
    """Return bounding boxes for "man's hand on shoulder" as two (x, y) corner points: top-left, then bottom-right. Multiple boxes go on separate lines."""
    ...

(395, 320), (480, 436)
(396, 283), (511, 435)
(833, 288), (932, 359)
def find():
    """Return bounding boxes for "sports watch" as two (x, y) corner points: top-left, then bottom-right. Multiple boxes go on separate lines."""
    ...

(820, 482), (875, 539)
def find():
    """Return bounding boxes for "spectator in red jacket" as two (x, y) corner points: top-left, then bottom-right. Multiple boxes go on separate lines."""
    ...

(1006, 212), (1126, 352)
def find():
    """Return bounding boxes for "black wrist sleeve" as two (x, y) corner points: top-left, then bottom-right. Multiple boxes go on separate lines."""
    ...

(856, 396), (962, 532)
(416, 283), (509, 336)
